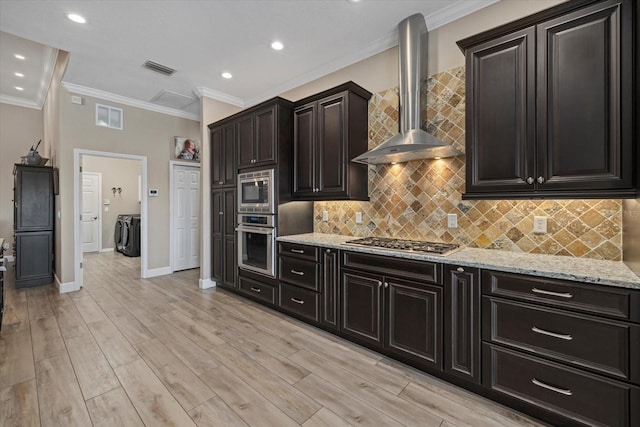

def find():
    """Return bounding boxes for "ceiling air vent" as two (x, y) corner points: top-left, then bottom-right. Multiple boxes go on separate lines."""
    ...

(143, 60), (176, 76)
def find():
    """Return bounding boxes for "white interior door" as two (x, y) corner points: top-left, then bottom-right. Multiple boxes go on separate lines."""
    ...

(173, 166), (200, 271)
(82, 172), (101, 253)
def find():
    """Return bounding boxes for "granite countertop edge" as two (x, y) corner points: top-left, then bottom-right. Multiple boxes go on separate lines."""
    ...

(277, 233), (640, 290)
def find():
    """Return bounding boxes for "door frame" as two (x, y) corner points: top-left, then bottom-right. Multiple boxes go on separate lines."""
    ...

(81, 171), (102, 253)
(169, 160), (201, 272)
(74, 149), (148, 288)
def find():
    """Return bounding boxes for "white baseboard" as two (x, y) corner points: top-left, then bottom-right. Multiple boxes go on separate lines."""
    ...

(143, 266), (172, 278)
(100, 247), (115, 253)
(199, 278), (216, 289)
(55, 273), (81, 294)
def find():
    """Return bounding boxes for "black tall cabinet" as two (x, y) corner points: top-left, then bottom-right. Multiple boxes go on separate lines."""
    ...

(13, 165), (55, 288)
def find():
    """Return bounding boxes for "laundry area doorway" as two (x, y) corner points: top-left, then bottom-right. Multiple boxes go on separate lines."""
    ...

(74, 149), (148, 288)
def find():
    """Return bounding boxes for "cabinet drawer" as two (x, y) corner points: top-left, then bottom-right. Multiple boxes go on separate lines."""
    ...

(483, 344), (639, 427)
(238, 277), (277, 305)
(342, 251), (441, 285)
(482, 270), (637, 321)
(279, 283), (320, 323)
(483, 297), (639, 383)
(279, 257), (320, 291)
(278, 242), (320, 262)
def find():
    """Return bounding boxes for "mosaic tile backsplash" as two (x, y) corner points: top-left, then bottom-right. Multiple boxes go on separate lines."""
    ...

(314, 67), (623, 261)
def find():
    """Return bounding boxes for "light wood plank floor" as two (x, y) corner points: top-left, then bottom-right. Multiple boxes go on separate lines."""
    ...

(1, 252), (546, 427)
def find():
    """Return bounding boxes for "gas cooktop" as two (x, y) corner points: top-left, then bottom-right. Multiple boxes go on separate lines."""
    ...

(344, 237), (461, 256)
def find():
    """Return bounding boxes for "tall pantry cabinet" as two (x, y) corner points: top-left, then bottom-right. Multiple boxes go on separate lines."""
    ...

(13, 165), (55, 287)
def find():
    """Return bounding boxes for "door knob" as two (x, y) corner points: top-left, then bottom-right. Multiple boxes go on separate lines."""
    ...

(92, 216), (98, 221)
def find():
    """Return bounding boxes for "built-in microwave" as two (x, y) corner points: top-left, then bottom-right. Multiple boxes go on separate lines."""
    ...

(237, 169), (274, 214)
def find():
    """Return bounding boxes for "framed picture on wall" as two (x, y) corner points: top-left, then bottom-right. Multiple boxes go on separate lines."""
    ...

(174, 137), (200, 162)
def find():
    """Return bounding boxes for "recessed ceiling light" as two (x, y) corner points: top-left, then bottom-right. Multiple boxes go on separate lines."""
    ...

(67, 13), (86, 24)
(15, 87), (24, 91)
(270, 41), (284, 51)
(15, 54), (25, 60)
(15, 72), (24, 77)
(221, 72), (232, 79)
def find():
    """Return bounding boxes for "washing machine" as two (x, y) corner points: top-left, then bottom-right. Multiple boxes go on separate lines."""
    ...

(114, 214), (140, 257)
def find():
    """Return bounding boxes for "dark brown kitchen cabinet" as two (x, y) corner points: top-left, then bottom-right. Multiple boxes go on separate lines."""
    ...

(481, 268), (640, 426)
(212, 188), (236, 288)
(341, 252), (443, 371)
(444, 265), (481, 384)
(292, 82), (371, 201)
(210, 122), (236, 187)
(237, 105), (277, 168)
(459, 0), (638, 199)
(14, 165), (54, 288)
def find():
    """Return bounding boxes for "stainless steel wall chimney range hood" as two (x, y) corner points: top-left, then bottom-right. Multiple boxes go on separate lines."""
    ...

(353, 13), (462, 165)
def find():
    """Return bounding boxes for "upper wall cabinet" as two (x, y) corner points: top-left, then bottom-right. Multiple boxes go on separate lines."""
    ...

(292, 82), (372, 201)
(210, 122), (236, 187)
(238, 104), (281, 168)
(458, 0), (638, 199)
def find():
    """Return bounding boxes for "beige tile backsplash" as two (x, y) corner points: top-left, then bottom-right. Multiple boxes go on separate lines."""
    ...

(314, 67), (623, 261)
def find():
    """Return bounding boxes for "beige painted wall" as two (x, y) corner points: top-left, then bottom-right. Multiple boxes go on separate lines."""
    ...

(281, 0), (565, 102)
(56, 89), (199, 283)
(82, 156), (141, 251)
(0, 103), (44, 246)
(199, 96), (242, 282)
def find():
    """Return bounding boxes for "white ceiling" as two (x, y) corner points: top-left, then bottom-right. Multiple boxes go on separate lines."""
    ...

(0, 0), (497, 120)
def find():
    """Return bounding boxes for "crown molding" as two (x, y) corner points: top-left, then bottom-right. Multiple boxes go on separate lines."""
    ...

(192, 86), (245, 108)
(62, 82), (200, 121)
(426, 0), (500, 30)
(0, 94), (41, 110)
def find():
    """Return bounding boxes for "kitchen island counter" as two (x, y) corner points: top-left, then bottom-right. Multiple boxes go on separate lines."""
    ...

(277, 233), (640, 289)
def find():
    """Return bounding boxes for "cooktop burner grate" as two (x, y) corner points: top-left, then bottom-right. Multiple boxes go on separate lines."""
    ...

(344, 237), (461, 256)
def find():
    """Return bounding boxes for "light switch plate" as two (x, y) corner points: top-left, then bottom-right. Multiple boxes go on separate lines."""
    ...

(355, 212), (363, 224)
(533, 216), (548, 234)
(447, 213), (458, 228)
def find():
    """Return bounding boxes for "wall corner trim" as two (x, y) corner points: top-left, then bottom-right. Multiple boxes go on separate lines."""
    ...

(199, 278), (216, 289)
(55, 273), (81, 294)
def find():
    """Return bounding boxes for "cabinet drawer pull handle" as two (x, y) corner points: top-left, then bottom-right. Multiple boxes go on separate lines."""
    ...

(531, 378), (572, 396)
(290, 249), (305, 254)
(290, 297), (305, 305)
(250, 287), (261, 293)
(532, 326), (572, 341)
(290, 269), (305, 276)
(531, 288), (573, 299)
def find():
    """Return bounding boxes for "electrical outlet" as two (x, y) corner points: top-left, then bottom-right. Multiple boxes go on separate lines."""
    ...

(533, 216), (548, 234)
(322, 211), (329, 222)
(447, 213), (458, 228)
(355, 212), (363, 224)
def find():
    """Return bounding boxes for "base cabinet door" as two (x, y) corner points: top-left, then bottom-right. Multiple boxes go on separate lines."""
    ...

(386, 278), (442, 369)
(341, 270), (383, 347)
(15, 231), (53, 287)
(444, 265), (481, 383)
(321, 248), (339, 330)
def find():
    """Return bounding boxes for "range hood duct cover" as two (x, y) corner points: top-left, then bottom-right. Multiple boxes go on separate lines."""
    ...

(353, 13), (462, 165)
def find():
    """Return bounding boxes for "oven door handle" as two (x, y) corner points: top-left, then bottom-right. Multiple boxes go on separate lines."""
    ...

(236, 225), (275, 234)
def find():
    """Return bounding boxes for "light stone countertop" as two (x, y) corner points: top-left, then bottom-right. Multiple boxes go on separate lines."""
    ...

(277, 233), (640, 290)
